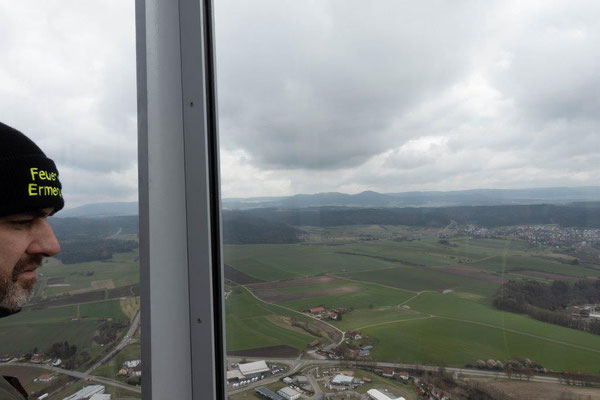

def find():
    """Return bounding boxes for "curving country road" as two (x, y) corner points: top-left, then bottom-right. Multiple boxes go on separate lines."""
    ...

(85, 310), (141, 375)
(0, 309), (142, 394)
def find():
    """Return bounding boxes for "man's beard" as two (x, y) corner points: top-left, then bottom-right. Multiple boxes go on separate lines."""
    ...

(0, 255), (43, 311)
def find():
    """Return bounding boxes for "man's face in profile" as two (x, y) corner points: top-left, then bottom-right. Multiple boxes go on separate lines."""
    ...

(0, 207), (60, 310)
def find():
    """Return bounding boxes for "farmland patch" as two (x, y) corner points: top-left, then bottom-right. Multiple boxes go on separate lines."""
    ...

(437, 265), (507, 284)
(225, 264), (265, 284)
(91, 279), (115, 290)
(514, 270), (581, 281)
(227, 345), (299, 358)
(251, 285), (359, 303)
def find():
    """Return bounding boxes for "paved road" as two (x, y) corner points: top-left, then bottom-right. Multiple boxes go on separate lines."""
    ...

(306, 368), (323, 400)
(0, 362), (141, 393)
(85, 310), (141, 375)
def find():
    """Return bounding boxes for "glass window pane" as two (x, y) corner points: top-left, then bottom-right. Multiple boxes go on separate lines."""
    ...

(0, 2), (141, 399)
(216, 1), (600, 399)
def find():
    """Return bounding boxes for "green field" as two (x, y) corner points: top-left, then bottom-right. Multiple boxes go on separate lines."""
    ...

(0, 299), (128, 355)
(224, 228), (600, 373)
(39, 250), (139, 296)
(279, 279), (415, 311)
(338, 265), (500, 295)
(226, 287), (322, 352)
(364, 317), (600, 373)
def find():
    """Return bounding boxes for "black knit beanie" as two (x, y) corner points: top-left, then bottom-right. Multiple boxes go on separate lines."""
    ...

(0, 122), (64, 218)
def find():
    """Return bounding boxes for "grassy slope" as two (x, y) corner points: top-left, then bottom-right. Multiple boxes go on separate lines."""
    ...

(226, 287), (320, 352)
(365, 317), (600, 373)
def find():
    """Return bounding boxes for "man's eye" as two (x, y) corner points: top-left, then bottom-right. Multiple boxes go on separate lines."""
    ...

(11, 220), (35, 227)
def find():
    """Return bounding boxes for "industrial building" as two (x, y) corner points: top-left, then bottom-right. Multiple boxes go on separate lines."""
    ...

(238, 360), (271, 380)
(277, 386), (301, 400)
(367, 389), (406, 400)
(226, 369), (245, 383)
(89, 395), (112, 400)
(255, 387), (285, 400)
(331, 374), (355, 385)
(62, 385), (106, 400)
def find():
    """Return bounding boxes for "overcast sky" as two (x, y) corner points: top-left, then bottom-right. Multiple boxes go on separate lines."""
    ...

(1, 1), (599, 207)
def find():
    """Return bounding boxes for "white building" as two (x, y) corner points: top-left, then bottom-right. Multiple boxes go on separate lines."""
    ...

(277, 386), (301, 400)
(367, 389), (406, 400)
(227, 369), (245, 382)
(124, 359), (141, 368)
(331, 374), (354, 385)
(89, 395), (111, 400)
(238, 360), (270, 379)
(62, 385), (105, 400)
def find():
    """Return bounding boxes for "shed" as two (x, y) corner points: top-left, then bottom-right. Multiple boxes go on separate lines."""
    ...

(331, 374), (354, 385)
(255, 387), (285, 400)
(367, 389), (405, 400)
(277, 387), (301, 400)
(239, 360), (270, 378)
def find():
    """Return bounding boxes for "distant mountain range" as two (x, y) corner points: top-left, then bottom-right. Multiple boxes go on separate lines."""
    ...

(58, 202), (139, 218)
(222, 187), (600, 210)
(58, 187), (600, 217)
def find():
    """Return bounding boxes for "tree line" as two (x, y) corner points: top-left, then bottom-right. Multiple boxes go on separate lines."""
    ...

(493, 279), (600, 335)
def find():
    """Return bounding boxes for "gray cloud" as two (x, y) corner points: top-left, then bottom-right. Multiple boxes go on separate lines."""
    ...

(215, 0), (600, 197)
(215, 0), (490, 170)
(1, 1), (599, 204)
(0, 1), (137, 207)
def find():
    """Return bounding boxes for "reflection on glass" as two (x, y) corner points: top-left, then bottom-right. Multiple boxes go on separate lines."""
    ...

(217, 1), (600, 399)
(0, 1), (140, 399)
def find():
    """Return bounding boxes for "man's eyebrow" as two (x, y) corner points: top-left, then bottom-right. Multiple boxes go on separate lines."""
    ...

(6, 210), (51, 219)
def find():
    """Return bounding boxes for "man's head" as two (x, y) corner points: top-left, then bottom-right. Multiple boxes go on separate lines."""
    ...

(0, 122), (63, 311)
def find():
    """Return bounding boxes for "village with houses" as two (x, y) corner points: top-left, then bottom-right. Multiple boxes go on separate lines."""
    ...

(227, 357), (452, 400)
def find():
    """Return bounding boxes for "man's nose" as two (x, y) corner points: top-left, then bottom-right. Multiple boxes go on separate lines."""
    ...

(27, 220), (61, 257)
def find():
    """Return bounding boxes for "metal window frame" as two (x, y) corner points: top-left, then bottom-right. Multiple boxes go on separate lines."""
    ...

(136, 0), (226, 398)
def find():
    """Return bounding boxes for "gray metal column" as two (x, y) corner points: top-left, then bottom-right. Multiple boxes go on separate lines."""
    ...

(136, 0), (225, 398)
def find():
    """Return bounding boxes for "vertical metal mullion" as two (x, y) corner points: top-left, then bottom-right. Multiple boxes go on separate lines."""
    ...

(134, 0), (152, 398)
(179, 0), (223, 398)
(136, 0), (225, 400)
(137, 0), (224, 398)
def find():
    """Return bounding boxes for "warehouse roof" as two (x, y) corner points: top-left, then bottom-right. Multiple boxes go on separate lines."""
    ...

(239, 360), (270, 376)
(227, 370), (245, 380)
(331, 374), (354, 385)
(367, 389), (405, 400)
(278, 387), (301, 397)
(255, 387), (285, 400)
